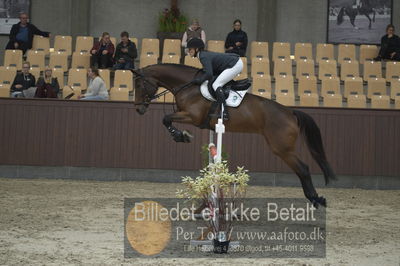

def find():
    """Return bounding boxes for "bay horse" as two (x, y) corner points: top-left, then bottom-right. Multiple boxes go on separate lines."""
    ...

(132, 64), (336, 208)
(337, 0), (376, 29)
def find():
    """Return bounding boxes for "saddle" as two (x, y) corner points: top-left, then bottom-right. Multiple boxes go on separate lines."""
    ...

(207, 77), (251, 100)
(198, 77), (251, 128)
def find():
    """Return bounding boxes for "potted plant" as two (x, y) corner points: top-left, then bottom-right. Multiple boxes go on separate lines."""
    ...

(157, 0), (188, 57)
(177, 161), (250, 253)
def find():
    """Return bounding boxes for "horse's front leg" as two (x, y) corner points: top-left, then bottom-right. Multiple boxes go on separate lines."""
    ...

(163, 111), (194, 143)
(365, 13), (372, 29)
(350, 15), (357, 29)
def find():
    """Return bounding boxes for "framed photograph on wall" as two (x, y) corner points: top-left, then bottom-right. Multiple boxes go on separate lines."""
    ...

(0, 0), (30, 35)
(327, 0), (393, 44)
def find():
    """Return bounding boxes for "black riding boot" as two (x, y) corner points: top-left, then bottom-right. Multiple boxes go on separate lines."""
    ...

(215, 87), (229, 121)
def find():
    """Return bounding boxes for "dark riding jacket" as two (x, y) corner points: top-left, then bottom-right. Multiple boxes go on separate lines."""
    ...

(197, 51), (240, 82)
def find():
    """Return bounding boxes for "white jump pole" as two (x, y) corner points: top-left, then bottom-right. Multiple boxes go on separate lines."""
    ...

(215, 118), (225, 163)
(208, 130), (214, 164)
(191, 106), (240, 249)
(208, 108), (226, 164)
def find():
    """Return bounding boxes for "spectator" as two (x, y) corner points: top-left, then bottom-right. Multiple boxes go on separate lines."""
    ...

(90, 32), (115, 69)
(5, 12), (50, 54)
(182, 19), (206, 52)
(374, 24), (400, 61)
(79, 68), (108, 100)
(35, 67), (59, 98)
(225, 19), (248, 57)
(113, 31), (137, 70)
(11, 61), (36, 97)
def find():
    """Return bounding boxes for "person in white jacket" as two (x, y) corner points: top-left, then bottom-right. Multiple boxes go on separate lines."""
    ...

(79, 68), (109, 100)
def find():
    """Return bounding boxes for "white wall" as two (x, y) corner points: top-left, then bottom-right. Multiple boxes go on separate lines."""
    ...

(89, 0), (167, 39)
(89, 0), (259, 45)
(0, 0), (399, 63)
(275, 0), (328, 45)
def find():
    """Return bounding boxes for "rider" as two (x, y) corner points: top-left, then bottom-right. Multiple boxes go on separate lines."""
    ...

(187, 38), (243, 120)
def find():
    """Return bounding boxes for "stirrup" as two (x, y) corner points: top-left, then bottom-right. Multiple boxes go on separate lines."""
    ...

(215, 88), (229, 120)
(215, 87), (226, 102)
(222, 109), (229, 121)
(220, 103), (229, 121)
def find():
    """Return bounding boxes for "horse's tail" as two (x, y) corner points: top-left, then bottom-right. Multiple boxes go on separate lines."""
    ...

(337, 7), (345, 25)
(293, 110), (337, 185)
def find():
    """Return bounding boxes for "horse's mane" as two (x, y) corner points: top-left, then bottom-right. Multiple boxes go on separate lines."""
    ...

(138, 63), (202, 88)
(142, 63), (202, 73)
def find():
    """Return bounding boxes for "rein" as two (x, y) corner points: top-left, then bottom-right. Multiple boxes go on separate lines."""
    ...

(151, 68), (203, 100)
(132, 68), (197, 105)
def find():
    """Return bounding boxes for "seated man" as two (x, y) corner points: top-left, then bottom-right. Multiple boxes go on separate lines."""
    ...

(6, 12), (50, 54)
(375, 24), (400, 61)
(90, 32), (115, 69)
(113, 31), (137, 70)
(11, 61), (36, 97)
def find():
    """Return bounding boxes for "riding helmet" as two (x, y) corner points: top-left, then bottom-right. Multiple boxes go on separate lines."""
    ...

(187, 38), (205, 49)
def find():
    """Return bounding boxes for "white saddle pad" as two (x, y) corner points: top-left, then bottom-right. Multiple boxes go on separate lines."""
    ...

(200, 81), (248, 107)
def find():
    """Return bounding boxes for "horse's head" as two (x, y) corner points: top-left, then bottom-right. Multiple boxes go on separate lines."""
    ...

(132, 69), (159, 115)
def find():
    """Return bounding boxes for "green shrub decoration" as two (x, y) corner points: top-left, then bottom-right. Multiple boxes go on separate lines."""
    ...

(158, 8), (188, 32)
(177, 161), (249, 201)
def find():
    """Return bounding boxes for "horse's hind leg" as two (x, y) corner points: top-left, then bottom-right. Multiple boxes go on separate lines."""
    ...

(163, 112), (194, 143)
(279, 152), (327, 208)
(264, 128), (327, 208)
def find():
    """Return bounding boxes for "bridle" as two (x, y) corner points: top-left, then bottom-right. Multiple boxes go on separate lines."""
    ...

(132, 69), (196, 107)
(132, 71), (158, 106)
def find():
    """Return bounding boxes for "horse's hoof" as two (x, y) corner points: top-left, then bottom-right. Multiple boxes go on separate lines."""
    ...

(310, 196), (327, 208)
(172, 131), (184, 142)
(182, 130), (193, 143)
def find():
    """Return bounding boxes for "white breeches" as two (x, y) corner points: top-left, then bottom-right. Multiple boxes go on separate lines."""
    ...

(212, 58), (243, 90)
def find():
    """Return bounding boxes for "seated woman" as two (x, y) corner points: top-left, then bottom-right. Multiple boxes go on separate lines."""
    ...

(224, 19), (248, 57)
(11, 61), (36, 97)
(78, 68), (109, 100)
(35, 67), (59, 98)
(375, 24), (400, 61)
(90, 32), (115, 69)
